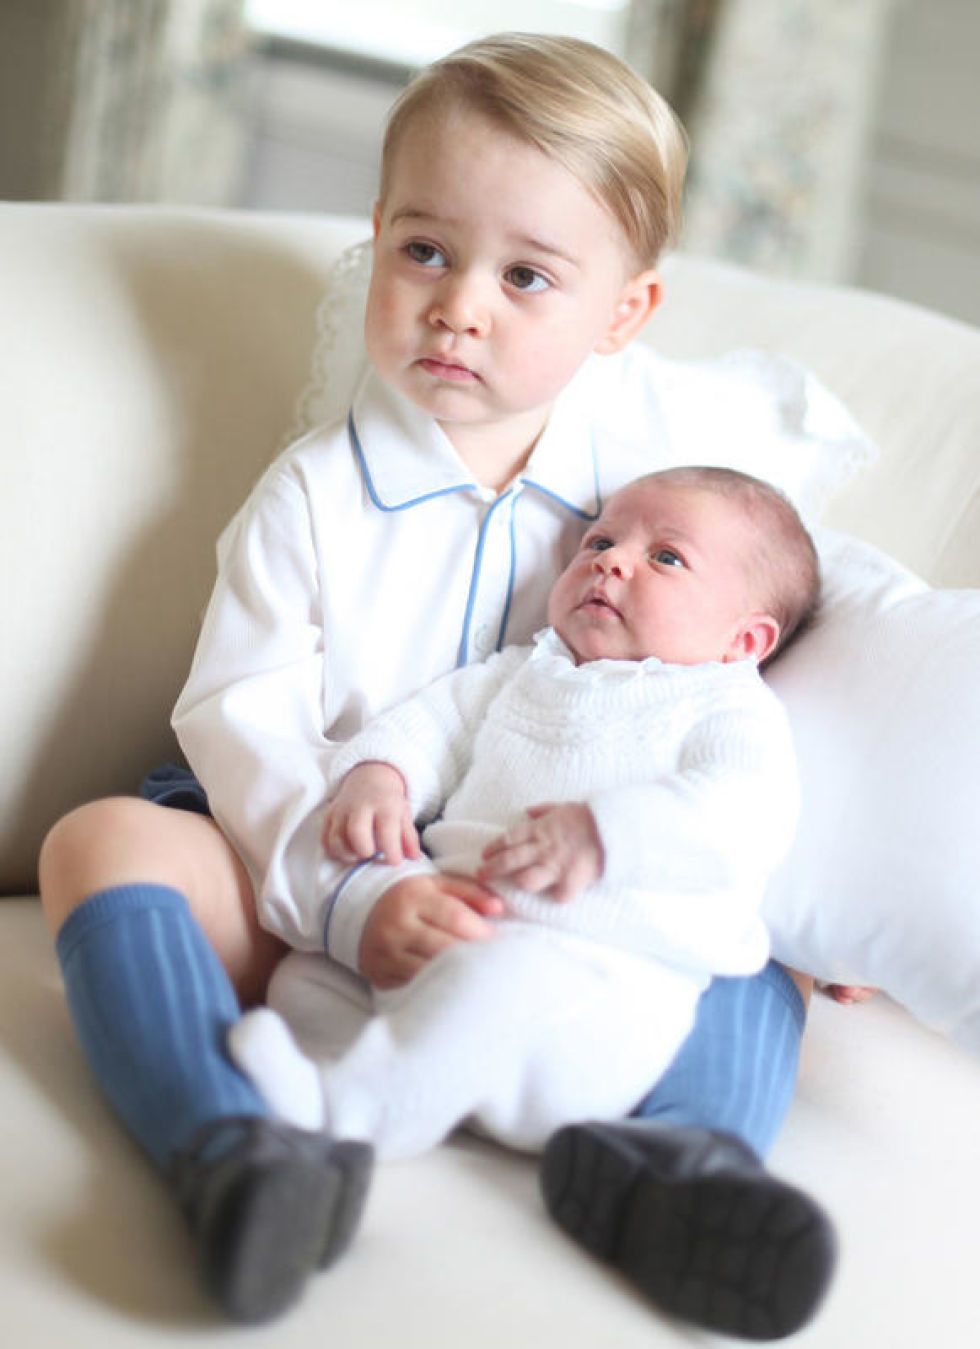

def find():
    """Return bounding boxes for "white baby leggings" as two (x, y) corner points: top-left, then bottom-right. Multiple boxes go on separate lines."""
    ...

(229, 923), (702, 1160)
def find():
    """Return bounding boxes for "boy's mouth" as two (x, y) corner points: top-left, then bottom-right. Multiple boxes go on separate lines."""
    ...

(418, 356), (479, 383)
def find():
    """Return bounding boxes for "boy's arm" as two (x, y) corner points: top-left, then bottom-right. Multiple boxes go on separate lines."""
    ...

(172, 468), (360, 952)
(173, 466), (519, 958)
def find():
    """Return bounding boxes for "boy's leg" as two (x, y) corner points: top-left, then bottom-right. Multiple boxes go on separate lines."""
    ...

(633, 959), (807, 1156)
(39, 798), (371, 1322)
(540, 962), (837, 1342)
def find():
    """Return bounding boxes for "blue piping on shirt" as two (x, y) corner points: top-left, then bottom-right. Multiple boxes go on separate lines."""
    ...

(495, 491), (519, 652)
(347, 412), (603, 665)
(457, 488), (514, 667)
(521, 435), (604, 522)
(322, 856), (372, 953)
(348, 412), (474, 511)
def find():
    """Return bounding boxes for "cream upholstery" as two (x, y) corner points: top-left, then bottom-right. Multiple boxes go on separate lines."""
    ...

(3, 204), (979, 1347)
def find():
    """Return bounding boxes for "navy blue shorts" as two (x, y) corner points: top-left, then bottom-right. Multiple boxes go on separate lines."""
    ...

(139, 762), (211, 816)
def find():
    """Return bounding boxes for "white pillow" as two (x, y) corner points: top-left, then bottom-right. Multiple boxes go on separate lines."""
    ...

(764, 530), (980, 1053)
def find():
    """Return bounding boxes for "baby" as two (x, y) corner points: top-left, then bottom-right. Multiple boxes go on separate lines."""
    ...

(230, 466), (818, 1175)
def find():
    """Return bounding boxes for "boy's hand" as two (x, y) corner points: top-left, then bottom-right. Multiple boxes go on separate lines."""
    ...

(322, 761), (421, 865)
(478, 801), (603, 902)
(359, 874), (504, 989)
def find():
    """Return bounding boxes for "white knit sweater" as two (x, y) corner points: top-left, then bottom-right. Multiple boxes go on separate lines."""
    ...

(325, 630), (799, 978)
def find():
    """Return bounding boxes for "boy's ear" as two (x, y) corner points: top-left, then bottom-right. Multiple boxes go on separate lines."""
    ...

(724, 614), (782, 666)
(372, 201), (382, 238)
(594, 270), (662, 355)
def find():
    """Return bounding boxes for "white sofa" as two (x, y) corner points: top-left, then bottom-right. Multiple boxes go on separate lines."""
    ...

(3, 203), (980, 1348)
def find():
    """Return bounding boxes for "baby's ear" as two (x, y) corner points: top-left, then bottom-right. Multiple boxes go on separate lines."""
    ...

(594, 270), (662, 355)
(725, 614), (782, 665)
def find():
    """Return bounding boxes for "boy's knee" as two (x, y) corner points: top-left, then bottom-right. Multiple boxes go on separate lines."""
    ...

(38, 796), (161, 932)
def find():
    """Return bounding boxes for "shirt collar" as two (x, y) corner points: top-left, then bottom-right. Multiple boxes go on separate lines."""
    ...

(348, 362), (603, 518)
(519, 360), (602, 520)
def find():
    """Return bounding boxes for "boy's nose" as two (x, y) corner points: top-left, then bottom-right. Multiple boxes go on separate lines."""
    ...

(427, 276), (490, 337)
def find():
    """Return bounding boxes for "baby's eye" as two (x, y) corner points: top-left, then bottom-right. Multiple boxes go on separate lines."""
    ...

(506, 265), (550, 293)
(652, 548), (685, 568)
(406, 241), (447, 267)
(586, 535), (613, 552)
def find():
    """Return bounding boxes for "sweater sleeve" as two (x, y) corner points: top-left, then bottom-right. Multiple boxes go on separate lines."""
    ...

(567, 696), (798, 973)
(324, 647), (526, 823)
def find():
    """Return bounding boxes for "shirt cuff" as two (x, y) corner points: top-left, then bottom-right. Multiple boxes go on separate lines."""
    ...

(322, 854), (437, 971)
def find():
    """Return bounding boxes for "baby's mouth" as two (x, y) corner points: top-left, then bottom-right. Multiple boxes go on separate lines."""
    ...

(580, 589), (622, 619)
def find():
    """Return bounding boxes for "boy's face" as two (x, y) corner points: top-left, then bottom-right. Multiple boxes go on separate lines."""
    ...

(365, 105), (657, 462)
(547, 480), (780, 667)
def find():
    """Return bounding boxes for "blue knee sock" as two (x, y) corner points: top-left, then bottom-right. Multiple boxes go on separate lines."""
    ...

(632, 960), (805, 1159)
(56, 884), (269, 1170)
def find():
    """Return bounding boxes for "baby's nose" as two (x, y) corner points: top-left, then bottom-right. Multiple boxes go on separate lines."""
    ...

(593, 547), (630, 577)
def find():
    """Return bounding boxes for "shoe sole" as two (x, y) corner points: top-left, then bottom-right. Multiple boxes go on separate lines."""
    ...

(541, 1124), (837, 1341)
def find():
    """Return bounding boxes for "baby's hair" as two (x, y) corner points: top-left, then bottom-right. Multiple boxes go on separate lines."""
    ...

(636, 466), (821, 660)
(379, 32), (688, 267)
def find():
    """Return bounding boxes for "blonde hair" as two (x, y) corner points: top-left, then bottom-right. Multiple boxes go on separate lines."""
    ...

(637, 467), (821, 659)
(379, 33), (688, 267)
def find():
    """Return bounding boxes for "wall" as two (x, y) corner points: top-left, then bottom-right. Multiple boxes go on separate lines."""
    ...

(854, 0), (980, 325)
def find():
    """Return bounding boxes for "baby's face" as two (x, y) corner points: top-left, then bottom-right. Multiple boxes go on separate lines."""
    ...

(364, 104), (647, 460)
(548, 480), (779, 666)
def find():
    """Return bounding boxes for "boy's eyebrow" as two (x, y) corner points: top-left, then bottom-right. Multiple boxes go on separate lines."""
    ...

(514, 234), (581, 268)
(387, 208), (581, 268)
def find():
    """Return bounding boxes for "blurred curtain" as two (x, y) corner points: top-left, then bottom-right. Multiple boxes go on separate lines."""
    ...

(626, 0), (721, 126)
(0, 0), (249, 204)
(628, 0), (896, 281)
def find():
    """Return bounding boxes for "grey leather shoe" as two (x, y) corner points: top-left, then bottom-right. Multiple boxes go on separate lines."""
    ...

(540, 1120), (836, 1341)
(171, 1116), (373, 1323)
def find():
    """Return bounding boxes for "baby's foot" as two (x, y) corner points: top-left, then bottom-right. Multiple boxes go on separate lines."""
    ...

(229, 1008), (325, 1130)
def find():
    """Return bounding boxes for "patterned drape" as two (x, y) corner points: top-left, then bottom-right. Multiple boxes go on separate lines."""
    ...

(628, 0), (896, 281)
(2, 0), (248, 204)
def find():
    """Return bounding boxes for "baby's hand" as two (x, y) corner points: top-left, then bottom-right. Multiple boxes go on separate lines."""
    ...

(359, 873), (504, 989)
(321, 761), (421, 865)
(478, 801), (604, 902)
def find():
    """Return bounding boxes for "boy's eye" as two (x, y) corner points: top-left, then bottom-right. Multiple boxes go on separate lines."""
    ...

(652, 548), (685, 568)
(406, 241), (447, 267)
(506, 265), (549, 293)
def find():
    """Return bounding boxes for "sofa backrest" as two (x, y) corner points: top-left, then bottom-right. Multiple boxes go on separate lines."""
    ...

(2, 204), (978, 894)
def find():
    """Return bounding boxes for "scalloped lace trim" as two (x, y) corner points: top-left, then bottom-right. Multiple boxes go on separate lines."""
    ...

(285, 238), (373, 448)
